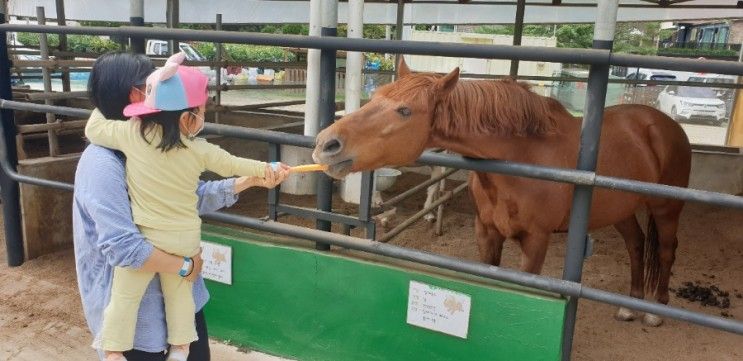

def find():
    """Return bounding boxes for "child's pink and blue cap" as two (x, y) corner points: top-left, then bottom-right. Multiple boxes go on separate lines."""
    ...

(124, 52), (208, 117)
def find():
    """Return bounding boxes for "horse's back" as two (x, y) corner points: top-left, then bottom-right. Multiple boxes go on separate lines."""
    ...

(602, 104), (691, 187)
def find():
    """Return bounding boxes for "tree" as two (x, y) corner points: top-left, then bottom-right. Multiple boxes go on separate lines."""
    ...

(555, 24), (594, 49)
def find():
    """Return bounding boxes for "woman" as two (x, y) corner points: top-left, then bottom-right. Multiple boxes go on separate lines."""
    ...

(73, 52), (285, 361)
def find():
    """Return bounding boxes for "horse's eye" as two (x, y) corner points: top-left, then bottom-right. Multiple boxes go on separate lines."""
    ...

(397, 106), (412, 117)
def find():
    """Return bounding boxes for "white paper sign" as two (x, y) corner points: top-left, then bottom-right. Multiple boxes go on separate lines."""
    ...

(406, 280), (471, 339)
(200, 241), (232, 285)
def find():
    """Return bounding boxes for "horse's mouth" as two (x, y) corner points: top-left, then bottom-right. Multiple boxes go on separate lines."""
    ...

(324, 159), (354, 179)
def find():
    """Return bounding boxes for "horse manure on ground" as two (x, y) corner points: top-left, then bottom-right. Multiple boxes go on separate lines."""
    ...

(673, 281), (733, 317)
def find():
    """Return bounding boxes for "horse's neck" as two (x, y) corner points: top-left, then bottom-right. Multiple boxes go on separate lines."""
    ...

(427, 132), (529, 160)
(427, 120), (579, 163)
(427, 81), (579, 160)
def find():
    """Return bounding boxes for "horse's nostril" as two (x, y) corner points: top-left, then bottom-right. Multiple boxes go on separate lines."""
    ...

(322, 138), (343, 155)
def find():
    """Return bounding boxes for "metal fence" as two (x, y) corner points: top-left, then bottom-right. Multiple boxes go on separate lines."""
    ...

(1, 5), (743, 361)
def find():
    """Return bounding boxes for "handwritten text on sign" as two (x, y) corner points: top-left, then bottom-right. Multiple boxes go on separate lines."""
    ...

(406, 281), (471, 338)
(200, 241), (232, 285)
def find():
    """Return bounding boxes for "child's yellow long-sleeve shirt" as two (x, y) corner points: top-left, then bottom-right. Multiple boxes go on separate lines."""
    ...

(84, 109), (266, 231)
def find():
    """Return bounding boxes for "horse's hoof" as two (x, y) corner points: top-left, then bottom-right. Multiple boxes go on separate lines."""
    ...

(424, 214), (436, 223)
(614, 307), (636, 321)
(642, 313), (663, 327)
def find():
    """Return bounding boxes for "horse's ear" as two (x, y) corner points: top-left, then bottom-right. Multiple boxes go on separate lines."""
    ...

(435, 67), (460, 96)
(397, 56), (411, 78)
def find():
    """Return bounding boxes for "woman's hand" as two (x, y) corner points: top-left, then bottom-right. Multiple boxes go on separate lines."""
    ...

(184, 249), (203, 283)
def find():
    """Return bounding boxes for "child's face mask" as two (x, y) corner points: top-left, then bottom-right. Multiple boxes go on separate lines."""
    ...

(188, 112), (205, 139)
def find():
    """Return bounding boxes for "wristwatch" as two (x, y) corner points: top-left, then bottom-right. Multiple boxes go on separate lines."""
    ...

(179, 257), (194, 277)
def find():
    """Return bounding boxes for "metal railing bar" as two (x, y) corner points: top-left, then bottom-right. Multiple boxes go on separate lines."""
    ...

(378, 167), (459, 209)
(2, 101), (741, 211)
(377, 181), (468, 243)
(4, 24), (743, 76)
(275, 204), (366, 227)
(417, 152), (743, 210)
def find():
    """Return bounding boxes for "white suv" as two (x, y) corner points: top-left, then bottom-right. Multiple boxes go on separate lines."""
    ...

(657, 85), (727, 125)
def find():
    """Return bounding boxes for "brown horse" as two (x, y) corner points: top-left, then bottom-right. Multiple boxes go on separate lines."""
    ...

(313, 60), (692, 326)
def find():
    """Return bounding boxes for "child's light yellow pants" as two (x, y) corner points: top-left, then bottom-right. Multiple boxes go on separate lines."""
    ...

(100, 226), (201, 352)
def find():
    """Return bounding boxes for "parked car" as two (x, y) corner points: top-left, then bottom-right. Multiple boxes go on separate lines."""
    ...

(657, 85), (727, 125)
(623, 68), (677, 106)
(625, 68), (677, 86)
(687, 74), (737, 119)
(146, 40), (223, 85)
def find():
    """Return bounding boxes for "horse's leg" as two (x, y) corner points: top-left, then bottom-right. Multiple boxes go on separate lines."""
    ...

(613, 215), (646, 322)
(517, 231), (550, 274)
(643, 202), (683, 327)
(475, 216), (505, 266)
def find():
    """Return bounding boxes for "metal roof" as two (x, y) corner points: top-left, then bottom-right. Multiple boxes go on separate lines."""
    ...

(7, 0), (743, 24)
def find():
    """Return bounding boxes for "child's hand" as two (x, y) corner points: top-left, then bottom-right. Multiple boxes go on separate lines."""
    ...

(262, 162), (290, 189)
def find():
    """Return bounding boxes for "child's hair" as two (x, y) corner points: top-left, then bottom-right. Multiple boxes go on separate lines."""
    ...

(138, 108), (197, 152)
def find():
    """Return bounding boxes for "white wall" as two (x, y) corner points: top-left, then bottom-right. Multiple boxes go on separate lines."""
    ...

(406, 30), (561, 80)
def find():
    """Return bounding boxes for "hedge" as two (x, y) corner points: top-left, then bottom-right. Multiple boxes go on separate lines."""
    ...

(16, 32), (120, 53)
(191, 42), (297, 63)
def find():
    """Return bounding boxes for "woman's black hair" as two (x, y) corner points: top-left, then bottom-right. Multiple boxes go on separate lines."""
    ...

(88, 52), (154, 120)
(138, 109), (197, 152)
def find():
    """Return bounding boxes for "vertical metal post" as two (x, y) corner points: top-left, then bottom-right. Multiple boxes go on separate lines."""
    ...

(0, 1), (25, 266)
(36, 7), (59, 157)
(509, 0), (526, 77)
(359, 171), (375, 239)
(130, 0), (145, 54)
(54, 0), (70, 93)
(346, 0), (374, 239)
(268, 143), (280, 221)
(560, 1), (618, 360)
(214, 13), (223, 124)
(394, 0), (405, 73)
(304, 0), (322, 136)
(166, 0), (179, 55)
(316, 0), (338, 249)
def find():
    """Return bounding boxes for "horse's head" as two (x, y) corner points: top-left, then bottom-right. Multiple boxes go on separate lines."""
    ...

(313, 59), (460, 179)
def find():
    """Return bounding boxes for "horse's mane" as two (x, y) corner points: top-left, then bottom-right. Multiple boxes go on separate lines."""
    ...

(379, 74), (571, 137)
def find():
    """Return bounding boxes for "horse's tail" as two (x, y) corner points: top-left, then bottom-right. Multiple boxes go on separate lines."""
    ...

(644, 215), (660, 296)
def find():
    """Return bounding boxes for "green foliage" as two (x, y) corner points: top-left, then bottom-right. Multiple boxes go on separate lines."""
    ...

(555, 24), (594, 49)
(281, 24), (309, 35)
(337, 24), (348, 38)
(475, 25), (554, 37)
(261, 25), (279, 34)
(16, 32), (119, 53)
(365, 53), (394, 71)
(363, 25), (386, 40)
(191, 42), (216, 60)
(657, 47), (738, 58)
(223, 44), (296, 62)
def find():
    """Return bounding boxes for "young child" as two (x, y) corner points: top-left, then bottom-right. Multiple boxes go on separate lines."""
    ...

(85, 52), (288, 361)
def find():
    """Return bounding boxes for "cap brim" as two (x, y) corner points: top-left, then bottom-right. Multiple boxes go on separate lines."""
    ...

(123, 102), (162, 118)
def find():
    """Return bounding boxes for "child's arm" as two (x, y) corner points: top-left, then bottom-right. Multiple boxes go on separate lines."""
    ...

(197, 140), (268, 178)
(84, 109), (133, 151)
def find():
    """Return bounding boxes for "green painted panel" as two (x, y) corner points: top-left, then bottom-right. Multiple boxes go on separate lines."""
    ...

(202, 225), (566, 361)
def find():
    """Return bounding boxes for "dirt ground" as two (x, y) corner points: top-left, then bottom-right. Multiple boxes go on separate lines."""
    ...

(0, 226), (292, 360)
